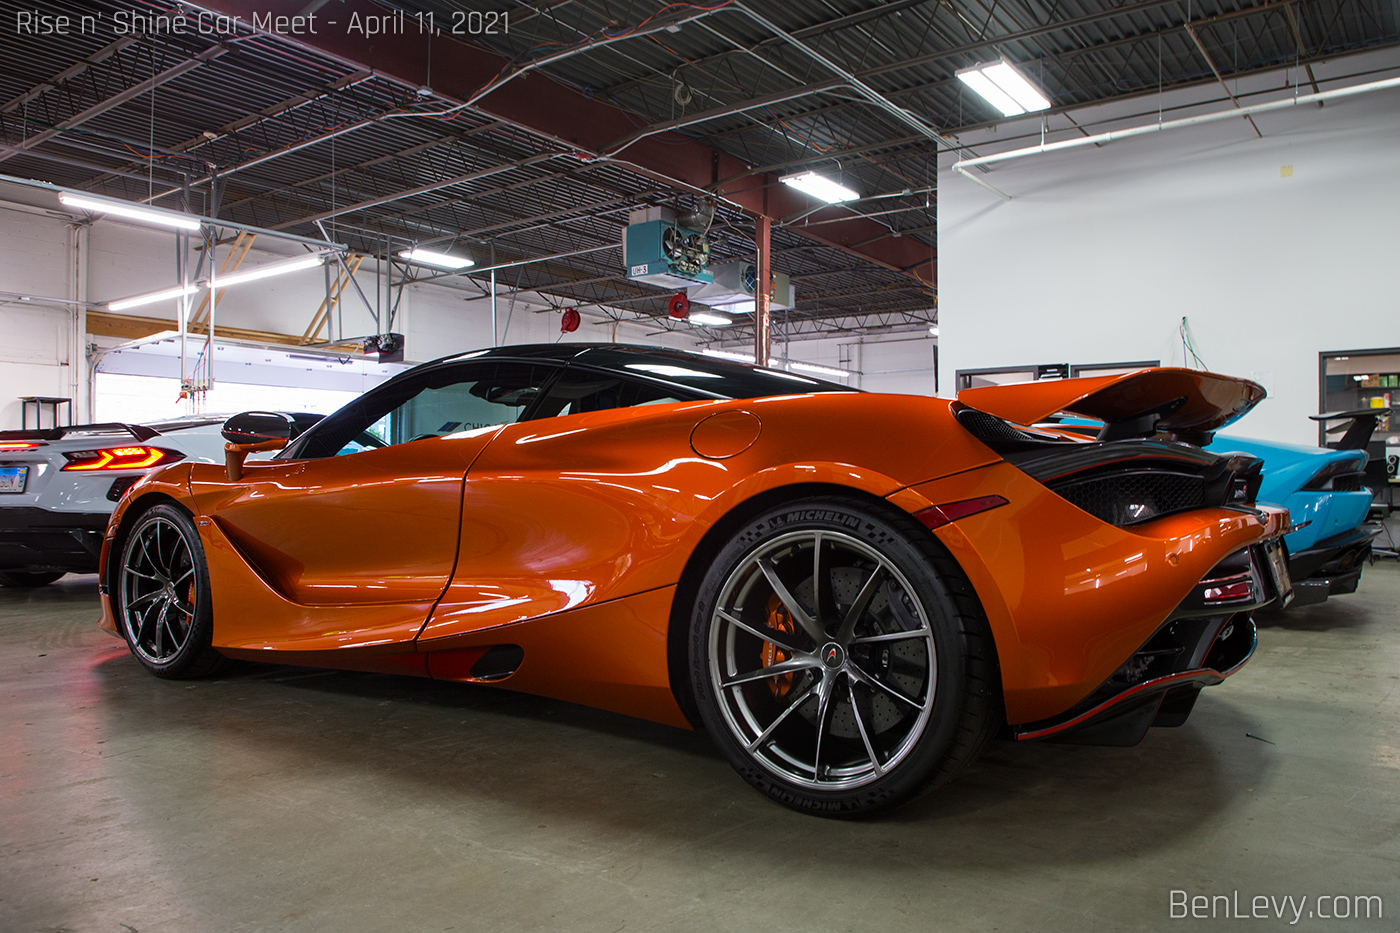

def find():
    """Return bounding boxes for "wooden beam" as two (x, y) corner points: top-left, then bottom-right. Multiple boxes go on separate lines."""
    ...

(190, 232), (256, 327)
(303, 255), (363, 343)
(86, 310), (359, 349)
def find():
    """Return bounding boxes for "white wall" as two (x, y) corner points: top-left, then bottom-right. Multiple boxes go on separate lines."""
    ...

(0, 202), (705, 428)
(938, 51), (1400, 444)
(0, 204), (82, 429)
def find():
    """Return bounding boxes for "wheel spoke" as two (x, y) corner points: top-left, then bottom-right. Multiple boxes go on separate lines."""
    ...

(851, 627), (931, 645)
(153, 522), (167, 577)
(848, 661), (927, 711)
(135, 533), (161, 580)
(847, 680), (884, 777)
(124, 567), (160, 584)
(811, 673), (838, 780)
(716, 608), (806, 657)
(744, 682), (820, 752)
(171, 566), (195, 587)
(134, 597), (162, 646)
(836, 564), (887, 644)
(812, 532), (836, 629)
(757, 557), (823, 643)
(170, 595), (195, 616)
(125, 590), (162, 612)
(721, 656), (820, 689)
(162, 612), (185, 652)
(152, 601), (167, 656)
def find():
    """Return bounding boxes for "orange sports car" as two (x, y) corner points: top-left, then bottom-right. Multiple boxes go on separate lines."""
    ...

(96, 345), (1290, 816)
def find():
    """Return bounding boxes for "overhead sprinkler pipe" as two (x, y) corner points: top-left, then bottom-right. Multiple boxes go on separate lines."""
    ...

(952, 75), (1400, 200)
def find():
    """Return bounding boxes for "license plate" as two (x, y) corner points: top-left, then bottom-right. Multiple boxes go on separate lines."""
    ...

(1261, 539), (1293, 608)
(0, 465), (27, 493)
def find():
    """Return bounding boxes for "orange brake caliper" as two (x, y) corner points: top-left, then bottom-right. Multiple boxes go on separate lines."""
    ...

(761, 593), (797, 699)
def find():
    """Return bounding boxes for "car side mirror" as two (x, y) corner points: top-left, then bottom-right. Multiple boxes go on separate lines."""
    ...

(221, 412), (292, 481)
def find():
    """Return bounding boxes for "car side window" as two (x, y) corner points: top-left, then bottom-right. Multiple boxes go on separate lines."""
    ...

(290, 362), (559, 459)
(529, 368), (704, 419)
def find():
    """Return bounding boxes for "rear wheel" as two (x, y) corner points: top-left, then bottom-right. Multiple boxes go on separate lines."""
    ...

(689, 497), (1000, 817)
(0, 571), (65, 587)
(117, 504), (226, 679)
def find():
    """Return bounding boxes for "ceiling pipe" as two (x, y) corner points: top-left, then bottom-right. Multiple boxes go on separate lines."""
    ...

(952, 75), (1400, 200)
(601, 78), (847, 157)
(727, 2), (959, 153)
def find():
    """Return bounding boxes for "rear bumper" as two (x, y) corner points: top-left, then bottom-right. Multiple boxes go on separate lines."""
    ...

(1280, 525), (1377, 607)
(1014, 613), (1256, 745)
(1012, 535), (1285, 745)
(0, 507), (110, 573)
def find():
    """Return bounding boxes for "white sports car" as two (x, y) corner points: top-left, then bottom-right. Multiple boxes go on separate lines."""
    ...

(0, 413), (321, 587)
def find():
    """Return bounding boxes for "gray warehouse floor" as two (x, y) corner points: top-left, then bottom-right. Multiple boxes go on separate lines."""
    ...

(3, 560), (1398, 932)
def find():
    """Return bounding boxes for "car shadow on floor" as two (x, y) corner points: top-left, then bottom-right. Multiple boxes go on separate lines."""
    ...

(87, 643), (1273, 871)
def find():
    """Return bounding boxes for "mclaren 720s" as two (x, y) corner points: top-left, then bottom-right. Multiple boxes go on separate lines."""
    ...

(96, 344), (1290, 816)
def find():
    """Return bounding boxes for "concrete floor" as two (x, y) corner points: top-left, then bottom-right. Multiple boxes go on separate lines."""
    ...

(2, 559), (1398, 933)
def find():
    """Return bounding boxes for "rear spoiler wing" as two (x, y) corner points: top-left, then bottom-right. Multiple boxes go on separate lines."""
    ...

(0, 422), (160, 442)
(1309, 408), (1392, 451)
(957, 368), (1265, 443)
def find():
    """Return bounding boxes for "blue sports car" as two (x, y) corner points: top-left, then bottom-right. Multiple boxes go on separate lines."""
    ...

(1207, 409), (1387, 606)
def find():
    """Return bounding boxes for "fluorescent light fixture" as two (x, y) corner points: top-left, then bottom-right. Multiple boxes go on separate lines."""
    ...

(701, 348), (755, 363)
(59, 193), (201, 231)
(780, 171), (859, 204)
(956, 59), (1050, 117)
(398, 248), (474, 269)
(688, 312), (732, 327)
(211, 254), (324, 289)
(929, 325), (939, 337)
(107, 283), (202, 312)
(788, 361), (850, 379)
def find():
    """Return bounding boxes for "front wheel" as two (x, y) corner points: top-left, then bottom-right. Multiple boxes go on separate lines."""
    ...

(688, 497), (1000, 817)
(116, 504), (226, 678)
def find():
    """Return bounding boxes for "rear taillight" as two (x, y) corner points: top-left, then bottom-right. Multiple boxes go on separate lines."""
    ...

(0, 441), (45, 450)
(1202, 577), (1253, 603)
(61, 446), (185, 472)
(1302, 458), (1366, 491)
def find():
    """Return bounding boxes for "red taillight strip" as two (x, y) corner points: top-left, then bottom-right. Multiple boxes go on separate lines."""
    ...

(914, 495), (1010, 530)
(61, 446), (179, 471)
(0, 441), (45, 450)
(1203, 580), (1253, 603)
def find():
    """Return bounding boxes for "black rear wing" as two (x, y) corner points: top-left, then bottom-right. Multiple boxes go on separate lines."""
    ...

(1310, 408), (1392, 451)
(0, 422), (160, 442)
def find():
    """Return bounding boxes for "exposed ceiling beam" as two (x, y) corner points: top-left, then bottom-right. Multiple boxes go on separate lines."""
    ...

(0, 44), (227, 165)
(197, 0), (938, 285)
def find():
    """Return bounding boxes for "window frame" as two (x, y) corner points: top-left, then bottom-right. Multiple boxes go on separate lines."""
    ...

(280, 358), (566, 460)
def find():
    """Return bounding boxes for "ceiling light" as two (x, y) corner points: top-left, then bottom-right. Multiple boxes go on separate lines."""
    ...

(956, 59), (1050, 117)
(788, 361), (850, 379)
(59, 193), (201, 231)
(780, 171), (859, 204)
(212, 254), (325, 288)
(107, 283), (203, 312)
(688, 312), (731, 327)
(929, 325), (939, 337)
(398, 248), (474, 269)
(701, 348), (755, 364)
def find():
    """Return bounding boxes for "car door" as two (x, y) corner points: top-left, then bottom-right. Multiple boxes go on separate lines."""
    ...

(421, 366), (714, 641)
(188, 360), (560, 647)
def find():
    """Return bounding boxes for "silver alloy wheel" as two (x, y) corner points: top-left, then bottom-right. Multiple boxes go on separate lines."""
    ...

(119, 516), (199, 665)
(707, 529), (937, 791)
